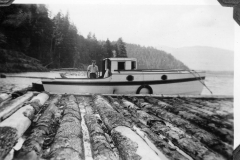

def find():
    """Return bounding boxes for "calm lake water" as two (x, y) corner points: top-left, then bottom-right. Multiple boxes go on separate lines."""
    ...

(0, 71), (234, 96)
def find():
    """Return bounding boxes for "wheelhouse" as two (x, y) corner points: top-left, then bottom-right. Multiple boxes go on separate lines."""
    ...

(101, 58), (137, 77)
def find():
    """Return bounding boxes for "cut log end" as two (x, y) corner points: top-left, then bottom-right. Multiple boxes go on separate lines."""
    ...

(111, 128), (141, 160)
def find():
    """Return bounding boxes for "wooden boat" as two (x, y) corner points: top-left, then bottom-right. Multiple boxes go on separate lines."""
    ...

(42, 57), (207, 94)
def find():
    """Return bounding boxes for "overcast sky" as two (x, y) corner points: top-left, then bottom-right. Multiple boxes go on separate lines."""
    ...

(42, 1), (234, 51)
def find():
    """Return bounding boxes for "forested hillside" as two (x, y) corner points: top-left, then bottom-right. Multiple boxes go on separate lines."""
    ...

(126, 44), (189, 69)
(0, 4), (189, 72)
(0, 48), (48, 72)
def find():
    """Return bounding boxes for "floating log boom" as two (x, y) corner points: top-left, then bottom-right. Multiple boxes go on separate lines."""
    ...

(0, 93), (233, 160)
(0, 92), (49, 160)
(124, 96), (229, 160)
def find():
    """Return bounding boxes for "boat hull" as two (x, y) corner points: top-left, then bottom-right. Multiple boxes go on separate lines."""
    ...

(42, 72), (206, 95)
(43, 81), (204, 95)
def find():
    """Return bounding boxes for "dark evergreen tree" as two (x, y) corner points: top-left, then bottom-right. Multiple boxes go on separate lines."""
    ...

(105, 39), (112, 58)
(87, 32), (92, 39)
(0, 4), (53, 64)
(116, 37), (127, 57)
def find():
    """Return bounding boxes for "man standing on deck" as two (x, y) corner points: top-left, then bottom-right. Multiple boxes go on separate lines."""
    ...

(87, 60), (98, 79)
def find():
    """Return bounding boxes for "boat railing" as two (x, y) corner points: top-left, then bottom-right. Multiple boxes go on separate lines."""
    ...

(114, 69), (194, 72)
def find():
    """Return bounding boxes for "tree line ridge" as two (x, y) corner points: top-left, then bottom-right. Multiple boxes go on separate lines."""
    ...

(0, 4), (189, 72)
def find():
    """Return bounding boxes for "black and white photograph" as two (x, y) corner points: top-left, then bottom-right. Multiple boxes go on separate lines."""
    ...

(0, 0), (238, 159)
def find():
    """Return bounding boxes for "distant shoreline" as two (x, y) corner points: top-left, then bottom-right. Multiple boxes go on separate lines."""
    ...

(206, 70), (234, 75)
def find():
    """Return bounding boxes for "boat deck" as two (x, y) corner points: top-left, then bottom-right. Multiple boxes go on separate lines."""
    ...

(0, 86), (233, 160)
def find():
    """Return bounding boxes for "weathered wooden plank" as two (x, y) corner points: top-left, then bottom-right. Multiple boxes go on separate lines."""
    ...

(13, 95), (62, 160)
(0, 92), (34, 122)
(0, 92), (49, 160)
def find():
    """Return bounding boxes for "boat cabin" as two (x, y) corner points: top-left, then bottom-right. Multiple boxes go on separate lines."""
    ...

(101, 58), (137, 77)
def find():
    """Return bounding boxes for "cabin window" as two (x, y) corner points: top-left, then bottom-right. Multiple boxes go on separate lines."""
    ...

(118, 62), (125, 70)
(131, 61), (136, 70)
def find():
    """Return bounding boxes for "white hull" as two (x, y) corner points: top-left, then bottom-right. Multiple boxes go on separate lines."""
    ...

(42, 71), (206, 95)
(43, 81), (204, 95)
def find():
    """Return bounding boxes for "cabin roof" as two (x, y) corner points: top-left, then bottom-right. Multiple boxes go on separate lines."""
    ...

(103, 58), (137, 61)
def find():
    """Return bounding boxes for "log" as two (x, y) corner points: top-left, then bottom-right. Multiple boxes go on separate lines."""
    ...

(0, 106), (33, 160)
(125, 97), (229, 160)
(150, 121), (225, 160)
(0, 92), (34, 122)
(120, 98), (198, 159)
(81, 96), (120, 159)
(108, 97), (189, 160)
(111, 126), (165, 160)
(11, 86), (32, 99)
(0, 93), (11, 103)
(164, 98), (214, 115)
(105, 96), (129, 114)
(14, 95), (62, 160)
(0, 94), (12, 110)
(93, 95), (161, 160)
(0, 92), (49, 160)
(154, 97), (233, 144)
(93, 95), (132, 131)
(49, 95), (84, 160)
(160, 97), (232, 126)
(182, 98), (218, 111)
(145, 97), (232, 131)
(178, 98), (233, 120)
(85, 114), (118, 160)
(181, 98), (233, 118)
(30, 92), (50, 112)
(77, 96), (97, 115)
(135, 122), (190, 160)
